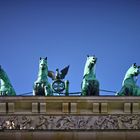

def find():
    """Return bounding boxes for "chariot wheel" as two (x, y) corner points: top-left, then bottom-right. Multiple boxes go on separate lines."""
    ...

(52, 80), (65, 93)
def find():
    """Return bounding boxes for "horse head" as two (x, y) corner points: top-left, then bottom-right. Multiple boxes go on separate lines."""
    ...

(128, 63), (140, 77)
(122, 63), (140, 86)
(39, 57), (48, 71)
(85, 55), (97, 72)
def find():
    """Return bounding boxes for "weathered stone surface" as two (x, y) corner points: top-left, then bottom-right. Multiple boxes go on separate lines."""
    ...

(62, 103), (69, 113)
(0, 114), (140, 130)
(124, 103), (131, 113)
(0, 96), (140, 139)
(1, 131), (140, 140)
(0, 96), (140, 114)
(93, 103), (99, 113)
(0, 103), (6, 113)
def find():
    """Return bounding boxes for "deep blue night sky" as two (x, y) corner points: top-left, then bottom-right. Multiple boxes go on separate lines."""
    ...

(0, 0), (140, 95)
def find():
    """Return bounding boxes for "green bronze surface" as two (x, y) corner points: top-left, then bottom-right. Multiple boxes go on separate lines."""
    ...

(117, 63), (140, 96)
(0, 65), (16, 96)
(33, 57), (52, 96)
(48, 66), (69, 95)
(81, 55), (99, 96)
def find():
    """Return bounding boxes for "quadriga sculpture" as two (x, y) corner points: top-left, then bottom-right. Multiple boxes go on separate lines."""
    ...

(81, 55), (99, 96)
(33, 57), (53, 96)
(117, 63), (140, 96)
(0, 65), (16, 96)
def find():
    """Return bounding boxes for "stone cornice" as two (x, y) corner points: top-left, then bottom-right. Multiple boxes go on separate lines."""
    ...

(0, 96), (140, 115)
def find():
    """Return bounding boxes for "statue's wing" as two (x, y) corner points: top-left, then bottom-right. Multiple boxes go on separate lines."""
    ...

(60, 65), (69, 79)
(48, 71), (56, 80)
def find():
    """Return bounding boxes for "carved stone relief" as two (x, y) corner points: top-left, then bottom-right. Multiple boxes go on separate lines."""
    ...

(0, 115), (140, 130)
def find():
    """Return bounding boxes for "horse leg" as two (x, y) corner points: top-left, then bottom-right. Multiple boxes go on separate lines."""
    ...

(117, 86), (126, 96)
(81, 89), (87, 96)
(0, 91), (2, 96)
(138, 89), (140, 96)
(33, 89), (35, 96)
(33, 83), (39, 96)
(81, 83), (89, 96)
(33, 83), (46, 96)
(44, 86), (48, 96)
(81, 80), (88, 96)
(134, 87), (140, 96)
(6, 90), (9, 96)
(94, 81), (99, 96)
(82, 81), (98, 96)
(118, 85), (132, 96)
(88, 80), (99, 96)
(1, 91), (7, 96)
(44, 85), (53, 96)
(33, 83), (38, 96)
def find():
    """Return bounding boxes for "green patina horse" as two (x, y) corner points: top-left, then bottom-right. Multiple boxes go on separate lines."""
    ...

(33, 57), (53, 96)
(117, 63), (140, 96)
(81, 55), (99, 96)
(0, 65), (16, 96)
